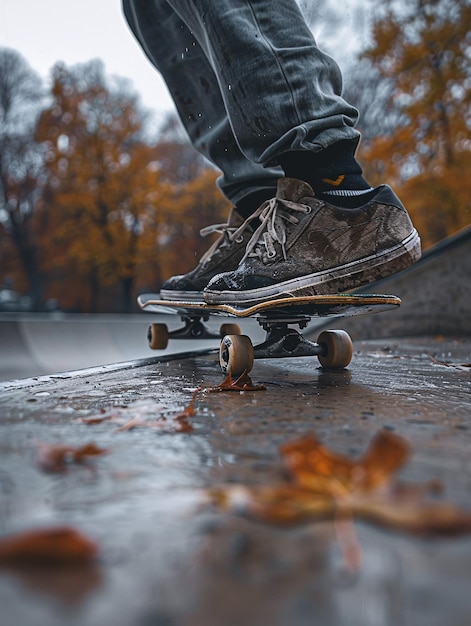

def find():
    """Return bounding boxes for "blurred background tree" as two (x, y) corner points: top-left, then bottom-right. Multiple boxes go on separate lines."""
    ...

(35, 60), (168, 312)
(0, 48), (45, 309)
(343, 0), (471, 246)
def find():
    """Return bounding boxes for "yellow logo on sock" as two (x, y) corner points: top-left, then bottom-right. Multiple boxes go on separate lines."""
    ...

(322, 174), (345, 187)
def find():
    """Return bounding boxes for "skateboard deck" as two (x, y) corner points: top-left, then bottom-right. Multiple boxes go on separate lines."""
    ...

(137, 293), (401, 375)
(137, 293), (400, 319)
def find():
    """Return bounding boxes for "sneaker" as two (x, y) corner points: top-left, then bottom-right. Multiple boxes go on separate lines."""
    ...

(204, 177), (421, 305)
(160, 208), (254, 301)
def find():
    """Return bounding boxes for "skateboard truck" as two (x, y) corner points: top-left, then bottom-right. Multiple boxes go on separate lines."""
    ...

(253, 318), (326, 360)
(147, 314), (241, 350)
(219, 319), (353, 376)
(161, 315), (219, 340)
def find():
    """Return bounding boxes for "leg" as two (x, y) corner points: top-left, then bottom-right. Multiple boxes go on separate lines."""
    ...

(165, 0), (373, 202)
(122, 0), (280, 206)
(165, 0), (360, 165)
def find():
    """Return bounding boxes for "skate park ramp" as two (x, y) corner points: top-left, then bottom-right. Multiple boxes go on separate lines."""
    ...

(309, 224), (471, 339)
(0, 314), (154, 381)
(0, 312), (263, 382)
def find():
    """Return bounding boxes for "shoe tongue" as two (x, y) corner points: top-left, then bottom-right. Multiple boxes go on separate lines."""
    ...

(277, 178), (314, 203)
(227, 207), (245, 227)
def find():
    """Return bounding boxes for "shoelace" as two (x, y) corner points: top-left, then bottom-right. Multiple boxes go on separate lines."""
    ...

(240, 196), (311, 263)
(198, 195), (311, 266)
(198, 219), (250, 264)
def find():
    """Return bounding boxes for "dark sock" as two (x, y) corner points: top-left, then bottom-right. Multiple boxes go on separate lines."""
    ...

(277, 140), (375, 208)
(236, 188), (276, 219)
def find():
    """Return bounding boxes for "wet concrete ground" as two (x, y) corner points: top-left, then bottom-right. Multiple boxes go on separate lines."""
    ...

(0, 336), (470, 626)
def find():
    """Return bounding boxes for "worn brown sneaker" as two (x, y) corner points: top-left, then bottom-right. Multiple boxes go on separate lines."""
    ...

(204, 178), (421, 305)
(160, 208), (254, 301)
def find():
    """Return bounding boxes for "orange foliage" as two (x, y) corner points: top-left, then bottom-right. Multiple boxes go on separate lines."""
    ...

(31, 62), (230, 312)
(34, 63), (172, 311)
(361, 0), (471, 247)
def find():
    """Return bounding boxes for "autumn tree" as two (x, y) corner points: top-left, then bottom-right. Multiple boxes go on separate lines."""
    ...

(353, 0), (471, 246)
(0, 48), (45, 307)
(35, 60), (172, 312)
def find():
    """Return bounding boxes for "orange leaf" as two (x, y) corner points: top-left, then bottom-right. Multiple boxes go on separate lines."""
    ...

(37, 442), (108, 473)
(0, 527), (98, 565)
(210, 484), (335, 526)
(211, 372), (265, 392)
(212, 431), (471, 537)
(279, 430), (409, 494)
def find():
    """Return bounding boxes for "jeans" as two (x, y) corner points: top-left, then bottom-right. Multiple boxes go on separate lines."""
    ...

(122, 0), (360, 205)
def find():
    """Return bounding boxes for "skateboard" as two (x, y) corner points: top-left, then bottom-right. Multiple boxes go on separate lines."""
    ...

(137, 293), (401, 375)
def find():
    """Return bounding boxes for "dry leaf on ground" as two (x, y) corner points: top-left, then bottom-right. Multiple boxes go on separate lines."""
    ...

(37, 442), (108, 473)
(211, 430), (471, 536)
(0, 527), (98, 565)
(80, 396), (197, 433)
(210, 372), (265, 392)
(80, 377), (264, 436)
(428, 355), (471, 371)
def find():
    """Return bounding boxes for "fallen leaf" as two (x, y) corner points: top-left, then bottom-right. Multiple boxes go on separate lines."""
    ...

(345, 491), (471, 535)
(37, 442), (108, 473)
(80, 414), (113, 425)
(0, 527), (98, 565)
(175, 388), (200, 418)
(81, 397), (197, 434)
(211, 430), (471, 536)
(173, 417), (194, 433)
(114, 390), (199, 433)
(210, 371), (265, 392)
(171, 387), (201, 432)
(428, 355), (471, 371)
(280, 430), (410, 495)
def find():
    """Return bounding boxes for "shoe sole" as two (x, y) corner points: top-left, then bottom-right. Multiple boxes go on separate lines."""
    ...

(159, 289), (205, 302)
(204, 229), (421, 305)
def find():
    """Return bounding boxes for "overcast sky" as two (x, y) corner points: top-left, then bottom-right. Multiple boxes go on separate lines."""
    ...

(0, 0), (174, 121)
(1, 0), (371, 122)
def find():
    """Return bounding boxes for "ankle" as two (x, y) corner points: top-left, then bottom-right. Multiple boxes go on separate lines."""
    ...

(277, 140), (374, 206)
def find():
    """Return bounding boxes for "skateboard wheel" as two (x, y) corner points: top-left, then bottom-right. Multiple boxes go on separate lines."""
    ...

(219, 335), (254, 376)
(317, 330), (353, 369)
(148, 323), (169, 350)
(219, 323), (242, 337)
